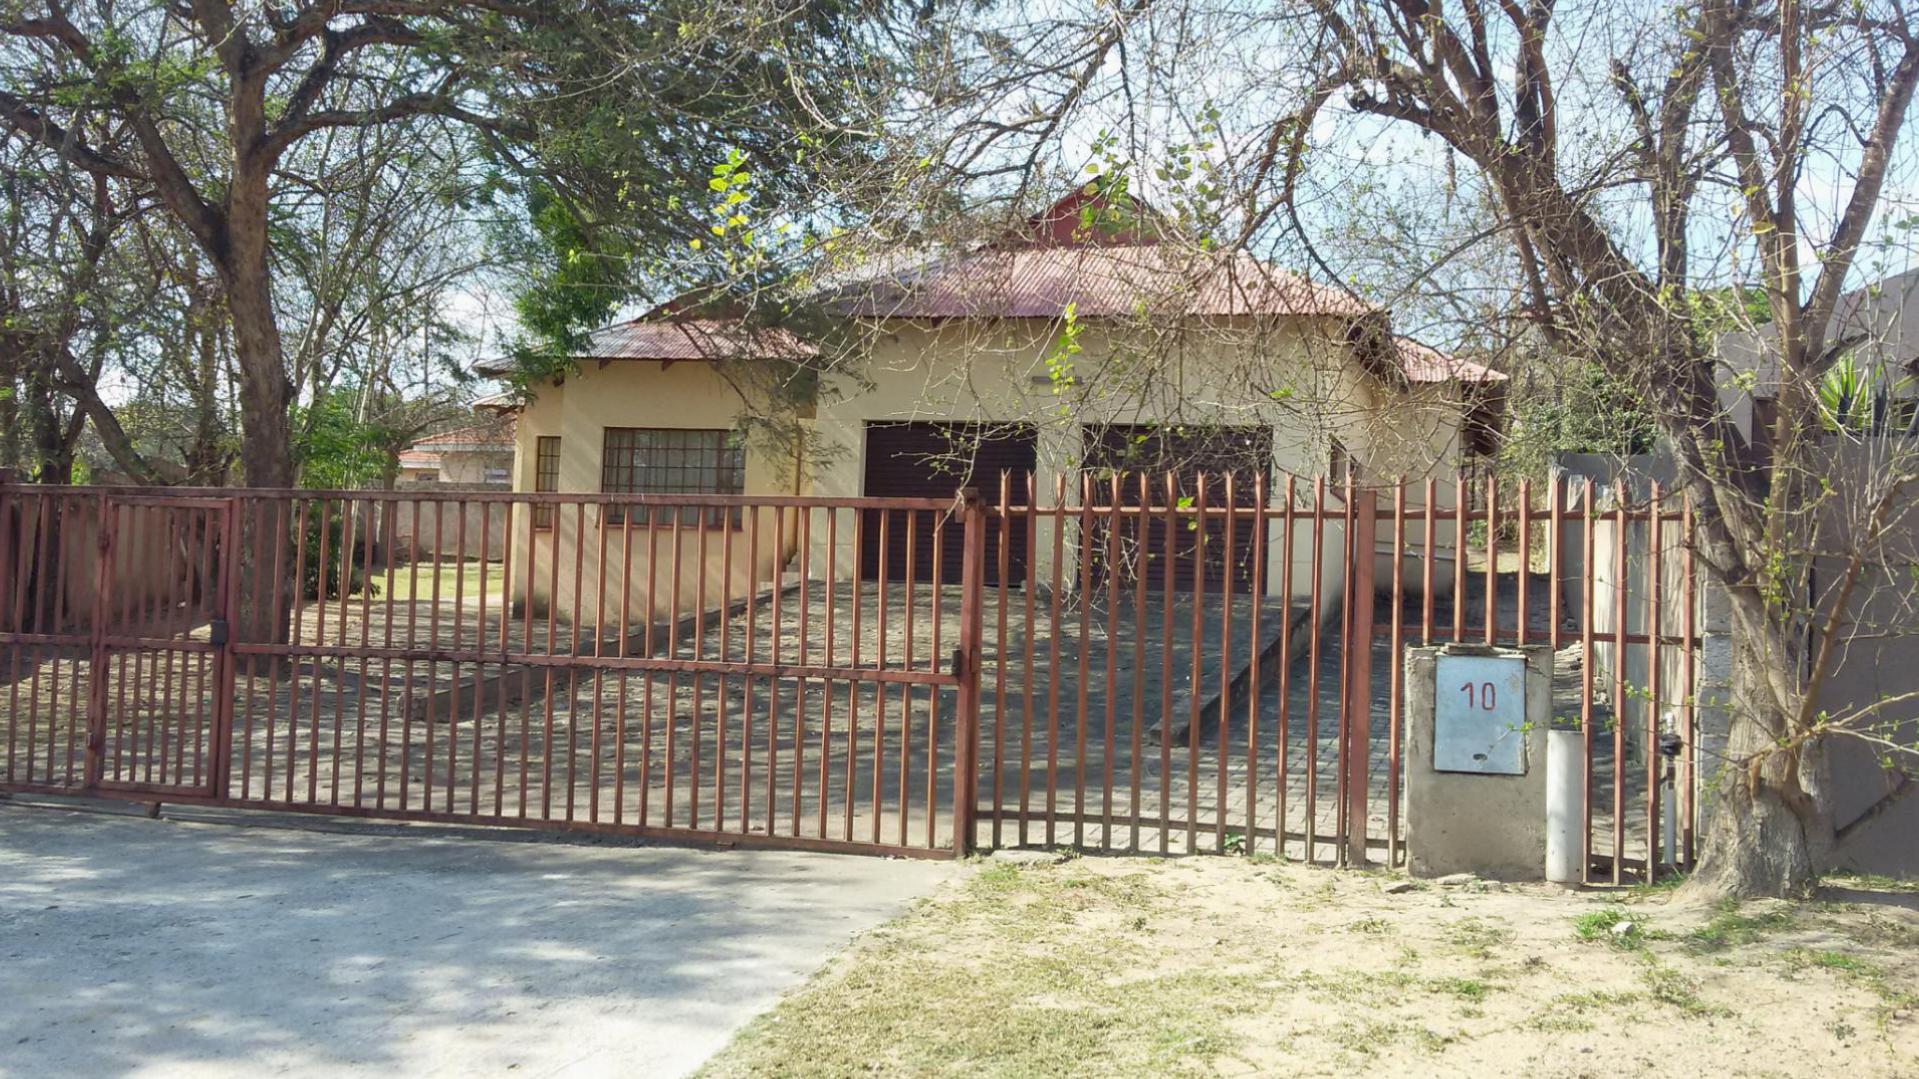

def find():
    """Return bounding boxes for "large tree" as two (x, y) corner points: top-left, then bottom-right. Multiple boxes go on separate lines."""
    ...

(0, 0), (905, 487)
(895, 0), (1919, 896)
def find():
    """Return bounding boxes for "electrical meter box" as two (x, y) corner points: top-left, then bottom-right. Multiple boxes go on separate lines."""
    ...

(1405, 645), (1552, 880)
(1433, 653), (1529, 775)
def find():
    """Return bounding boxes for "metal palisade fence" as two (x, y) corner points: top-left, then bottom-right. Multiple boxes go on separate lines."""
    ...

(0, 473), (1697, 883)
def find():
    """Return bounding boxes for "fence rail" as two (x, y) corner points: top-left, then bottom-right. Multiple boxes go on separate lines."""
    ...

(0, 473), (1698, 881)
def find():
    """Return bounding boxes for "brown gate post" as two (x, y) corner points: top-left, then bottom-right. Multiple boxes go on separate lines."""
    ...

(1341, 488), (1379, 865)
(84, 491), (113, 789)
(208, 499), (241, 796)
(952, 487), (987, 857)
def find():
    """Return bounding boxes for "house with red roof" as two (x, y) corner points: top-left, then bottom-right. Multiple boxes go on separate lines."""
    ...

(478, 185), (1504, 624)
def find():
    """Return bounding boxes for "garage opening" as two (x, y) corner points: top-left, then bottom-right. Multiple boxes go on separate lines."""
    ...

(1082, 423), (1273, 593)
(861, 422), (1036, 585)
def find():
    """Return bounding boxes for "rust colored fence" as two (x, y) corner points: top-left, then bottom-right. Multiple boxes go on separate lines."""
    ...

(0, 475), (1697, 881)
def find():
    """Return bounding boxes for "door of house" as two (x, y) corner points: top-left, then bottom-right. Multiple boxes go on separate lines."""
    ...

(1081, 424), (1272, 593)
(861, 422), (1036, 585)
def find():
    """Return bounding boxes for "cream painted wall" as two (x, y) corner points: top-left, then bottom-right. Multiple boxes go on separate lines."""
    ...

(506, 317), (1477, 627)
(807, 316), (1467, 601)
(507, 362), (800, 630)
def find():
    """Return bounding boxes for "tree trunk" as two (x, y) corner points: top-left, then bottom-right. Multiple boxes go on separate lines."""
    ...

(1685, 625), (1831, 899)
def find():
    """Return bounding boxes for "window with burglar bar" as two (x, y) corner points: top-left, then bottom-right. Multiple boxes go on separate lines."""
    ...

(532, 436), (561, 528)
(600, 427), (745, 526)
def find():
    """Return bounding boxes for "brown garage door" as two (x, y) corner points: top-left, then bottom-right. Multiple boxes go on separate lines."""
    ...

(1082, 424), (1272, 593)
(861, 422), (1035, 585)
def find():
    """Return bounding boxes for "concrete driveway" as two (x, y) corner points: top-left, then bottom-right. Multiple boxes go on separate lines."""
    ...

(0, 801), (954, 1078)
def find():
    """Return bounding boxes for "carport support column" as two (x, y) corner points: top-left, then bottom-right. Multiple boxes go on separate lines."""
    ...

(953, 488), (987, 857)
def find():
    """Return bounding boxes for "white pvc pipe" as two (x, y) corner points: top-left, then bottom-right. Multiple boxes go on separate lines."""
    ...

(1546, 728), (1584, 883)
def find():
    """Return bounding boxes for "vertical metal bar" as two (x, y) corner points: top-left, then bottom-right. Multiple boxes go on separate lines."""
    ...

(994, 473), (1012, 848)
(1647, 482), (1664, 880)
(819, 507), (838, 839)
(377, 500), (399, 811)
(1517, 478), (1532, 646)
(1075, 472), (1092, 849)
(797, 505), (812, 838)
(1217, 474), (1236, 852)
(85, 492), (113, 789)
(1612, 492), (1629, 884)
(615, 508), (634, 825)
(1483, 473), (1498, 644)
(309, 500), (332, 803)
(871, 507), (885, 845)
(540, 499), (559, 820)
(771, 504), (787, 835)
(1247, 475), (1267, 855)
(1453, 476), (1467, 642)
(1581, 478), (1597, 883)
(1389, 481), (1406, 865)
(925, 511), (941, 849)
(1344, 485), (1376, 867)
(1305, 477), (1325, 860)
(718, 502), (733, 831)
(690, 502), (709, 830)
(211, 501), (240, 797)
(892, 508), (904, 846)
(953, 489), (987, 856)
(1422, 478), (1437, 644)
(565, 500), (587, 821)
(665, 502), (685, 828)
(1048, 476), (1065, 846)
(1131, 472), (1149, 852)
(1187, 475), (1206, 853)
(642, 511), (660, 828)
(1021, 474), (1038, 849)
(1159, 472), (1176, 855)
(594, 502), (614, 824)
(518, 501), (537, 818)
(1277, 476), (1296, 857)
(1549, 476), (1564, 650)
(1681, 494), (1698, 868)
(845, 507), (861, 843)
(1104, 474), (1121, 850)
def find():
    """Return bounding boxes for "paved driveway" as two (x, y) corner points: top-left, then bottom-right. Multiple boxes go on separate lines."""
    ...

(0, 801), (953, 1078)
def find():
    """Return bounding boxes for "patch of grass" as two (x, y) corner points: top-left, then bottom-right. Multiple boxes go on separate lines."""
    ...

(1428, 976), (1494, 1003)
(1624, 872), (1688, 901)
(1444, 917), (1512, 959)
(1573, 907), (1649, 948)
(1325, 1019), (1453, 1058)
(1344, 915), (1392, 935)
(701, 865), (1247, 1078)
(1686, 900), (1796, 953)
(1639, 964), (1723, 1017)
(1821, 872), (1919, 894)
(1290, 968), (1419, 1005)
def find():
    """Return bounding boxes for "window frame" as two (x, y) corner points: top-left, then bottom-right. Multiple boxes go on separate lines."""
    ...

(532, 436), (561, 529)
(598, 426), (746, 527)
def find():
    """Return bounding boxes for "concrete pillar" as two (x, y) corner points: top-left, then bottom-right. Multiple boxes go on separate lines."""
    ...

(1404, 643), (1554, 880)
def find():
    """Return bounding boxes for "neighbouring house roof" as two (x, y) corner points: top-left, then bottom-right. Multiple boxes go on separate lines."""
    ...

(1393, 337), (1508, 384)
(401, 419), (518, 471)
(471, 318), (817, 375)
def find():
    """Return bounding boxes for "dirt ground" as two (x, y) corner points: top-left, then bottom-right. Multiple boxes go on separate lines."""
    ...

(700, 857), (1919, 1078)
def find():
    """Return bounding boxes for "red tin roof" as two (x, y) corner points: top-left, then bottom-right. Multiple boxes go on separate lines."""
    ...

(1392, 337), (1507, 384)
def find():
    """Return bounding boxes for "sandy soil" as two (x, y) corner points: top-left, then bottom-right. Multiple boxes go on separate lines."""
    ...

(701, 857), (1919, 1078)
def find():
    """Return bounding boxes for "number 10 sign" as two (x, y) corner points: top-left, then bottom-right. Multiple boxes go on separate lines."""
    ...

(1432, 653), (1528, 775)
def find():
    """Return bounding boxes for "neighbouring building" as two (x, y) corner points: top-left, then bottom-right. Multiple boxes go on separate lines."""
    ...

(396, 415), (517, 488)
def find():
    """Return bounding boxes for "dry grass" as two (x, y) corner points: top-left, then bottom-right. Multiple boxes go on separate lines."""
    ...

(700, 859), (1917, 1078)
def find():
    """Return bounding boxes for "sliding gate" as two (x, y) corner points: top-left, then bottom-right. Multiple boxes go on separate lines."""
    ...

(2, 477), (1697, 882)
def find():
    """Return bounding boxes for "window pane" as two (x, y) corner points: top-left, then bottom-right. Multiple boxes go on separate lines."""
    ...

(600, 427), (747, 525)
